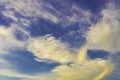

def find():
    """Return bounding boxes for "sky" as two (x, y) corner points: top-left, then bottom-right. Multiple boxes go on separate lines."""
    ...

(0, 0), (120, 80)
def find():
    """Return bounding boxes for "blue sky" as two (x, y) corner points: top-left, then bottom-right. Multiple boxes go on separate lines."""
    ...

(0, 0), (120, 80)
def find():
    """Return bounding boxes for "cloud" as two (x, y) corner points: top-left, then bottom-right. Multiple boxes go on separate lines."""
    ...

(0, 68), (57, 80)
(0, 22), (31, 79)
(0, 34), (114, 80)
(0, 69), (31, 79)
(0, 46), (114, 80)
(0, 45), (114, 80)
(86, 3), (120, 52)
(1, 11), (18, 22)
(0, 24), (30, 54)
(27, 35), (114, 80)
(27, 35), (75, 63)
(52, 60), (113, 80)
(0, 0), (59, 23)
(0, 58), (12, 69)
(0, 0), (92, 26)
(76, 45), (88, 63)
(0, 1), (117, 80)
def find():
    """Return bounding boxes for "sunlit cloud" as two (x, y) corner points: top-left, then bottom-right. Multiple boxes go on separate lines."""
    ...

(52, 60), (113, 80)
(0, 45), (114, 80)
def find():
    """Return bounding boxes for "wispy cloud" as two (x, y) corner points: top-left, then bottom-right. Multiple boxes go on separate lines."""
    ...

(0, 24), (29, 54)
(0, 0), (92, 27)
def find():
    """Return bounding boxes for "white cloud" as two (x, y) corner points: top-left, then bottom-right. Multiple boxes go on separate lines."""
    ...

(0, 68), (57, 80)
(18, 18), (30, 27)
(1, 0), (59, 23)
(0, 24), (30, 54)
(0, 58), (12, 68)
(2, 11), (18, 21)
(27, 35), (75, 63)
(86, 3), (120, 52)
(0, 69), (31, 79)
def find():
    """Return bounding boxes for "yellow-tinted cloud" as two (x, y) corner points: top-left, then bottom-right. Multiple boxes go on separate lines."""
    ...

(27, 37), (114, 80)
(0, 54), (114, 80)
(50, 45), (114, 80)
(52, 60), (113, 80)
(0, 35), (114, 80)
(76, 45), (87, 63)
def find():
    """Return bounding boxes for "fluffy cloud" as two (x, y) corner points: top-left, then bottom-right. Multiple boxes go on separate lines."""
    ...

(86, 3), (120, 52)
(27, 35), (75, 63)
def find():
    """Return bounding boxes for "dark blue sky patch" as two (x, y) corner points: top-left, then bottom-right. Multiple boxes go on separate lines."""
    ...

(29, 18), (88, 48)
(43, 0), (107, 16)
(0, 14), (13, 27)
(4, 50), (60, 74)
(29, 18), (67, 38)
(14, 29), (29, 41)
(61, 24), (88, 48)
(87, 50), (109, 59)
(71, 0), (107, 14)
